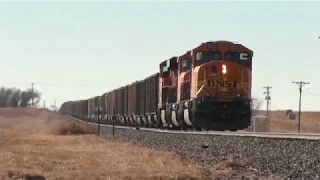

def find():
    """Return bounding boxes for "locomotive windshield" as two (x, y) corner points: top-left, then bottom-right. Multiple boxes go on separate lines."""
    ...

(160, 57), (178, 77)
(160, 60), (169, 77)
(195, 51), (222, 65)
(225, 52), (252, 67)
(180, 58), (192, 71)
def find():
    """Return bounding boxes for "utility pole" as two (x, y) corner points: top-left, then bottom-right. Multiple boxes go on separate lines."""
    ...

(43, 100), (46, 108)
(292, 81), (310, 133)
(51, 101), (57, 111)
(31, 82), (34, 108)
(263, 86), (272, 117)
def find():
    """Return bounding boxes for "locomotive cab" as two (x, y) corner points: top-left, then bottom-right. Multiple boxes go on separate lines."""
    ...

(158, 57), (178, 128)
(186, 41), (253, 131)
(177, 51), (192, 102)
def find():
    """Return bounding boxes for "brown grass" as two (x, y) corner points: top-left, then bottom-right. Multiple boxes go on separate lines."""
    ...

(0, 108), (95, 136)
(0, 135), (210, 179)
(254, 110), (320, 133)
(0, 108), (210, 179)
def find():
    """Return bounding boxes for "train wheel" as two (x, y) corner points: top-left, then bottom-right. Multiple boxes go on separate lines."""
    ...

(178, 106), (188, 131)
(190, 109), (203, 131)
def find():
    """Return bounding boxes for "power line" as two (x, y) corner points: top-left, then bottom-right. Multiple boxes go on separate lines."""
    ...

(292, 81), (310, 133)
(263, 86), (272, 117)
(305, 91), (320, 97)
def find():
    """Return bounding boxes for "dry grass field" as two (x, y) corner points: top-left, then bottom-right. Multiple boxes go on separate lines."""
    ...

(0, 108), (214, 180)
(254, 110), (320, 133)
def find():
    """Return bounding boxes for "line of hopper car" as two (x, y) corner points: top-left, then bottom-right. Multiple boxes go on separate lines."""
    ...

(59, 40), (254, 131)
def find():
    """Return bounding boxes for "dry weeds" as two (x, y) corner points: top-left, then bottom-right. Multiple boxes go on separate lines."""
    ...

(0, 108), (210, 180)
(0, 108), (95, 136)
(254, 110), (320, 133)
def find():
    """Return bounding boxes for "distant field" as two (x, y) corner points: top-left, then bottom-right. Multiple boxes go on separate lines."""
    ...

(0, 108), (210, 180)
(254, 110), (320, 133)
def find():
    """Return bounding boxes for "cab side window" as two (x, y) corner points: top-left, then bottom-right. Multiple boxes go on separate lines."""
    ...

(180, 58), (192, 72)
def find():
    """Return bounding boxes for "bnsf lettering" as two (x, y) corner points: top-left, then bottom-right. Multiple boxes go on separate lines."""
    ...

(207, 80), (240, 88)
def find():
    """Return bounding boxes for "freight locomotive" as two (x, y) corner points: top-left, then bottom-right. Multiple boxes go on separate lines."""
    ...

(59, 40), (253, 131)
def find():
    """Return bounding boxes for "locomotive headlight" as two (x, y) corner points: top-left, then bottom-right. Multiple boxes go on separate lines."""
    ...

(222, 64), (227, 74)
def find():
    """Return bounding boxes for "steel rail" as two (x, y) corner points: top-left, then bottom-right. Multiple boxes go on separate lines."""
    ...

(66, 115), (320, 140)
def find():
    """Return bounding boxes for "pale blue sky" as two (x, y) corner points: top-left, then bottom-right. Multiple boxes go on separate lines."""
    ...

(0, 1), (320, 111)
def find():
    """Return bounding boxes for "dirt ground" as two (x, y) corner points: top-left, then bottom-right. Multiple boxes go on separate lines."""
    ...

(0, 108), (253, 180)
(254, 110), (320, 133)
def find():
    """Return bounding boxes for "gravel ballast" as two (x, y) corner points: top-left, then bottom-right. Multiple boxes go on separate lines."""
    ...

(89, 123), (320, 179)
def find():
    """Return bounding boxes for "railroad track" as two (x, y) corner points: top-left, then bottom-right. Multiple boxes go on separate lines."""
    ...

(67, 115), (320, 140)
